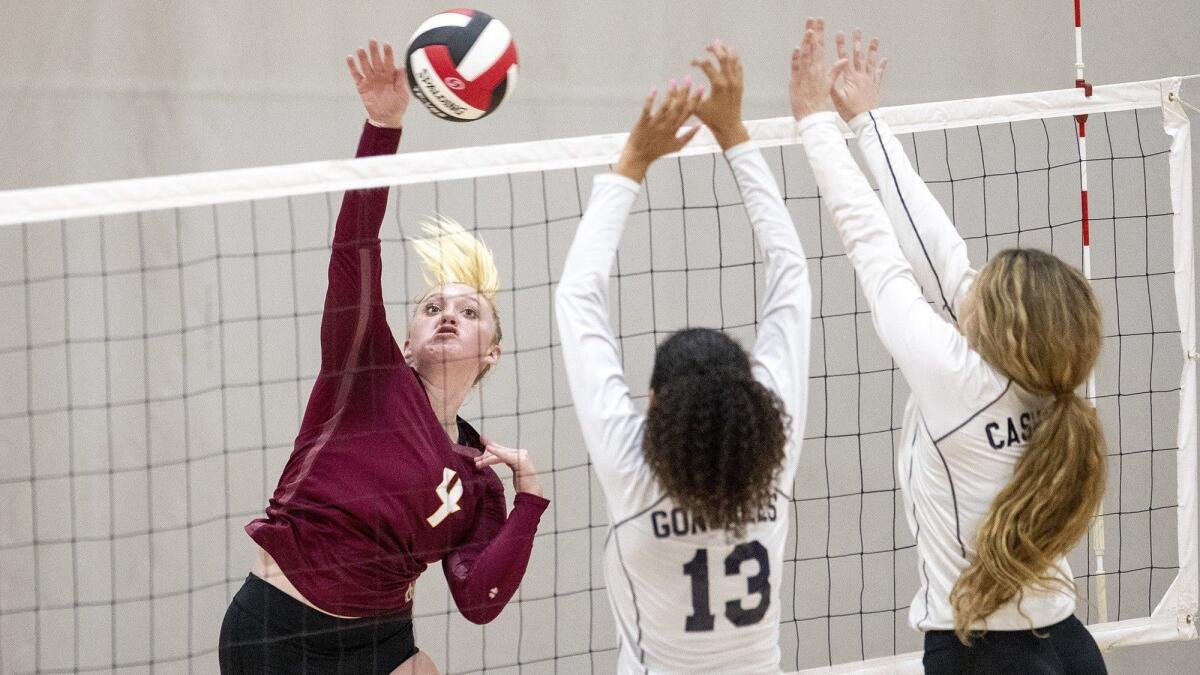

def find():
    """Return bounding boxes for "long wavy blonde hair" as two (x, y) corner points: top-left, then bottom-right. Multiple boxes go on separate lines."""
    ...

(952, 248), (1105, 644)
(412, 215), (502, 381)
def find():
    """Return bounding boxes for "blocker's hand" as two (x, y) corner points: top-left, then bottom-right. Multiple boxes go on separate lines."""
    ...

(346, 39), (410, 128)
(691, 39), (750, 150)
(789, 18), (837, 121)
(475, 436), (544, 498)
(614, 79), (703, 183)
(830, 29), (888, 123)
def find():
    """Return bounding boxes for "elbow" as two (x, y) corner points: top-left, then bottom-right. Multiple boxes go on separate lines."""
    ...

(553, 287), (576, 336)
(553, 282), (573, 313)
(554, 276), (602, 317)
(458, 598), (505, 625)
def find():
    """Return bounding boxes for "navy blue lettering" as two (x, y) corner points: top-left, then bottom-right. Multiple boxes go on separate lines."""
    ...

(671, 509), (690, 536)
(651, 511), (670, 538)
(985, 422), (1003, 449)
(1006, 418), (1020, 445)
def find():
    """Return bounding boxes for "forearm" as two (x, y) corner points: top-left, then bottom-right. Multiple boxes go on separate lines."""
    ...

(849, 111), (975, 317)
(554, 175), (633, 382)
(726, 142), (811, 426)
(319, 121), (403, 371)
(801, 112), (973, 414)
(331, 121), (403, 245)
(555, 175), (646, 484)
(798, 113), (915, 316)
(726, 142), (805, 263)
(446, 493), (549, 624)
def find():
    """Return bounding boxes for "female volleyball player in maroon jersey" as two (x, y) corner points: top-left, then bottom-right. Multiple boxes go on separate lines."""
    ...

(218, 40), (549, 674)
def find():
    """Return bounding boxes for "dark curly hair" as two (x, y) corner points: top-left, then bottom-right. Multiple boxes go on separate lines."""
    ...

(644, 328), (788, 538)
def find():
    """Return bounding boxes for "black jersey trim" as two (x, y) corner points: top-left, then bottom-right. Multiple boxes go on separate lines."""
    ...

(607, 494), (670, 541)
(918, 559), (933, 631)
(925, 420), (967, 559)
(922, 380), (1013, 560)
(932, 379), (1014, 444)
(610, 527), (648, 669)
(907, 439), (933, 630)
(867, 111), (958, 322)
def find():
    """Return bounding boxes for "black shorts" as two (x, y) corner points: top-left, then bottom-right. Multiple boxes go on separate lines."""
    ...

(923, 614), (1106, 674)
(219, 574), (417, 674)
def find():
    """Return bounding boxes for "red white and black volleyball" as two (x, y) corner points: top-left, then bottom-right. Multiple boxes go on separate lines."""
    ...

(406, 9), (519, 122)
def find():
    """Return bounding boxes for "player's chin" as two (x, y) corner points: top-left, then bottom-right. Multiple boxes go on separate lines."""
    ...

(416, 346), (484, 370)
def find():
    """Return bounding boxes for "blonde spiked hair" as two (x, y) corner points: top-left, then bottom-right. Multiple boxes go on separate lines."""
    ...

(412, 215), (500, 302)
(411, 215), (502, 382)
(951, 248), (1105, 644)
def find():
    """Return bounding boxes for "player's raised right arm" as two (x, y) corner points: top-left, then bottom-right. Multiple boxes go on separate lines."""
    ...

(794, 20), (971, 423)
(693, 41), (811, 479)
(318, 41), (410, 375)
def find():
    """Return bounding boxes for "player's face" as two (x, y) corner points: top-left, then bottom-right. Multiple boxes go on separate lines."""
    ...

(405, 283), (500, 380)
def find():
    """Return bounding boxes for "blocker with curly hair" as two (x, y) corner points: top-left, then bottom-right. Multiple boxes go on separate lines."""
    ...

(644, 329), (788, 538)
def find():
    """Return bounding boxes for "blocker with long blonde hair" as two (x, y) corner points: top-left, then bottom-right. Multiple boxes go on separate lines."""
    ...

(951, 248), (1106, 643)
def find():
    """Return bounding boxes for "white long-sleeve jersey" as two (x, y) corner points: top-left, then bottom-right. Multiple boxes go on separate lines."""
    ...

(799, 111), (1075, 633)
(555, 142), (811, 674)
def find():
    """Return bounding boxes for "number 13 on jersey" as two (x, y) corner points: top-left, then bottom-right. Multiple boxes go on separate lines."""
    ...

(682, 540), (770, 631)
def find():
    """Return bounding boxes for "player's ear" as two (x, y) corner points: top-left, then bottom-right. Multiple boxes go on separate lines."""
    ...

(483, 342), (501, 368)
(402, 339), (414, 364)
(648, 388), (656, 406)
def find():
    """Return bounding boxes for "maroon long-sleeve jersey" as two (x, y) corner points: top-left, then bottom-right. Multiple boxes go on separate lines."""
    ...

(246, 121), (549, 621)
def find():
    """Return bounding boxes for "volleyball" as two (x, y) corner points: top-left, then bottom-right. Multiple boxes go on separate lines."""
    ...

(405, 9), (519, 122)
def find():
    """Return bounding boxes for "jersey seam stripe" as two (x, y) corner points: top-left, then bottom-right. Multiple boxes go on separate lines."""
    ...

(867, 110), (958, 322)
(277, 248), (372, 503)
(931, 379), (1014, 444)
(907, 431), (932, 630)
(919, 559), (933, 631)
(924, 419), (967, 559)
(608, 493), (671, 533)
(611, 526), (648, 669)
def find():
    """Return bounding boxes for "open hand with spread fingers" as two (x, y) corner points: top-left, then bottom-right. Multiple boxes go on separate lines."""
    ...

(830, 29), (889, 123)
(691, 39), (751, 150)
(346, 39), (410, 128)
(789, 17), (839, 121)
(614, 78), (704, 183)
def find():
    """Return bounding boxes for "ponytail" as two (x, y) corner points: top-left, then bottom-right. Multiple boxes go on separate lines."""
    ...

(951, 392), (1105, 642)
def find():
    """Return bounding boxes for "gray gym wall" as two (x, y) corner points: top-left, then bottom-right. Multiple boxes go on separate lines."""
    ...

(2, 1), (1198, 673)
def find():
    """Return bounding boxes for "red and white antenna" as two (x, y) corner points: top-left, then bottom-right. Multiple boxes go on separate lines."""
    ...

(1075, 0), (1109, 625)
(1074, 0), (1093, 280)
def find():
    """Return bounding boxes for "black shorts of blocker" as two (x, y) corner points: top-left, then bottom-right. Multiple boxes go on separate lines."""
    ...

(219, 574), (417, 674)
(923, 614), (1106, 675)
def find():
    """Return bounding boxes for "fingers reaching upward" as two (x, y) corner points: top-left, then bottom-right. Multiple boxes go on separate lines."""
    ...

(830, 28), (888, 123)
(615, 77), (702, 182)
(692, 39), (750, 150)
(789, 17), (836, 120)
(790, 18), (887, 123)
(347, 38), (410, 128)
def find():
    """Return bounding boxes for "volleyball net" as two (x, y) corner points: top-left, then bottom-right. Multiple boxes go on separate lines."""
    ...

(0, 77), (1194, 674)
